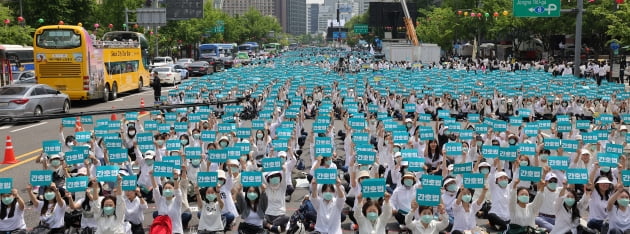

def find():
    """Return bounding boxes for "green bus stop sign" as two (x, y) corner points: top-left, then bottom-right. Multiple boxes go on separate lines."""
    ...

(513, 0), (561, 17)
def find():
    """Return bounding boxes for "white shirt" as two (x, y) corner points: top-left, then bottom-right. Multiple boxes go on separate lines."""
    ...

(37, 200), (66, 229)
(154, 188), (184, 233)
(608, 206), (630, 231)
(550, 196), (580, 234)
(124, 197), (147, 225)
(390, 185), (417, 213)
(587, 190), (610, 221)
(538, 187), (561, 215)
(406, 212), (450, 234)
(76, 197), (104, 228)
(354, 202), (392, 234)
(312, 197), (345, 234)
(488, 169), (511, 221)
(198, 201), (223, 232)
(264, 175), (288, 216)
(509, 188), (545, 227)
(452, 201), (483, 231)
(0, 203), (26, 231)
(93, 195), (127, 234)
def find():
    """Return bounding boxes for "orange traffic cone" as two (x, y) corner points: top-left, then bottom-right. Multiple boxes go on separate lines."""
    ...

(2, 136), (17, 164)
(140, 98), (148, 115)
(110, 106), (118, 121)
(74, 116), (83, 132)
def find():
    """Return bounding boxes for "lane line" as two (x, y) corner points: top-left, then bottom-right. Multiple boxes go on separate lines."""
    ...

(0, 125), (12, 130)
(13, 149), (43, 160)
(0, 155), (39, 173)
(10, 122), (48, 133)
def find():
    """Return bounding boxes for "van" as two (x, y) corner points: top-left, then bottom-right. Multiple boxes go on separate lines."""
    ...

(151, 56), (174, 69)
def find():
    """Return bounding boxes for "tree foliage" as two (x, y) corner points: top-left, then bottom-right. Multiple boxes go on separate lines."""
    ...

(0, 4), (35, 45)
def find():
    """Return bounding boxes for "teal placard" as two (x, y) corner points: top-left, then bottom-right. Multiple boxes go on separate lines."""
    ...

(543, 138), (561, 150)
(438, 110), (450, 119)
(185, 147), (202, 160)
(261, 157), (283, 172)
(108, 148), (129, 163)
(606, 143), (624, 156)
(80, 115), (94, 125)
(197, 172), (218, 187)
(166, 139), (181, 152)
(313, 122), (328, 133)
(519, 108), (532, 117)
(125, 112), (139, 121)
(566, 168), (589, 184)
(30, 170), (52, 186)
(518, 143), (537, 156)
(537, 120), (551, 130)
(174, 121), (188, 133)
(622, 170), (630, 186)
(208, 149), (228, 163)
(94, 125), (109, 135)
(236, 128), (252, 139)
(252, 120), (265, 129)
(122, 175), (137, 191)
(66, 176), (89, 193)
(468, 114), (480, 122)
(104, 135), (122, 149)
(499, 146), (518, 161)
(561, 139), (579, 152)
(524, 123), (538, 137)
(138, 143), (155, 153)
(582, 132), (598, 144)
(165, 112), (177, 122)
(453, 162), (474, 174)
(418, 114), (432, 122)
(576, 120), (591, 130)
(404, 104), (416, 113)
(96, 165), (119, 182)
(218, 123), (234, 133)
(510, 116), (523, 126)
(226, 147), (240, 159)
(163, 156), (182, 169)
(556, 115), (570, 123)
(401, 149), (418, 158)
(623, 114), (630, 123)
(62, 117), (76, 127)
(463, 173), (485, 189)
(241, 171), (263, 187)
(419, 126), (434, 140)
(598, 113), (614, 125)
(445, 142), (463, 157)
(137, 132), (154, 144)
(361, 178), (386, 198)
(481, 145), (500, 158)
(0, 178), (12, 193)
(276, 128), (293, 138)
(157, 123), (171, 133)
(493, 120), (508, 132)
(598, 153), (619, 167)
(356, 150), (376, 165)
(393, 131), (409, 144)
(201, 130), (216, 142)
(421, 175), (443, 189)
(349, 118), (366, 130)
(519, 166), (543, 182)
(271, 138), (289, 152)
(108, 120), (121, 131)
(188, 113), (202, 122)
(65, 150), (86, 165)
(547, 156), (570, 170)
(42, 140), (62, 155)
(314, 168), (337, 184)
(314, 143), (333, 157)
(557, 121), (572, 133)
(96, 118), (109, 128)
(416, 188), (441, 206)
(352, 132), (370, 144)
(596, 130), (609, 140)
(153, 161), (174, 177)
(235, 142), (250, 155)
(475, 124), (489, 134)
(404, 157), (425, 172)
(459, 130), (474, 140)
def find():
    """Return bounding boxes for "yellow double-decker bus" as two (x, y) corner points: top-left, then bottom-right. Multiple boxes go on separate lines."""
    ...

(33, 25), (150, 101)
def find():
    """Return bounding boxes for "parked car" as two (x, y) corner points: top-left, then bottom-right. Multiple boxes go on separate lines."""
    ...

(11, 70), (36, 84)
(236, 52), (251, 66)
(0, 84), (70, 120)
(150, 56), (174, 69)
(152, 67), (181, 85)
(176, 58), (194, 68)
(187, 61), (212, 76)
(163, 64), (189, 79)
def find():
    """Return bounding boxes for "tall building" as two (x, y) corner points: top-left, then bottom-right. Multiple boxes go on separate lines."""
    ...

(221, 0), (276, 17)
(307, 4), (319, 34)
(286, 0), (306, 34)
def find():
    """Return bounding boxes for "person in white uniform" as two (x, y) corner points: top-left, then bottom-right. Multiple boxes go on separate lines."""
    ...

(151, 170), (185, 234)
(27, 182), (66, 234)
(406, 201), (450, 234)
(92, 175), (128, 234)
(0, 188), (26, 233)
(607, 182), (630, 234)
(311, 178), (345, 234)
(353, 192), (393, 234)
(194, 184), (224, 233)
(451, 185), (489, 233)
(506, 178), (547, 234)
(124, 187), (148, 234)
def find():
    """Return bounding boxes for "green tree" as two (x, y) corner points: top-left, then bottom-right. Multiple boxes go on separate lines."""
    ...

(604, 4), (630, 46)
(0, 4), (34, 45)
(8, 0), (97, 27)
(416, 7), (459, 51)
(239, 8), (282, 42)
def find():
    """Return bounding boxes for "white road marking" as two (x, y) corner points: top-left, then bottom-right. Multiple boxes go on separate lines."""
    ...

(0, 125), (12, 130)
(10, 121), (48, 133)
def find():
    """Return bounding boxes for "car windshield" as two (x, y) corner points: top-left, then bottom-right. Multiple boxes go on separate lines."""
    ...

(11, 73), (23, 80)
(36, 29), (82, 49)
(153, 68), (170, 72)
(0, 87), (28, 95)
(153, 58), (167, 63)
(191, 62), (206, 66)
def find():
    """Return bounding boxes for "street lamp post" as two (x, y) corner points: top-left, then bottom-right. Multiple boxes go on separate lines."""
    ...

(573, 0), (583, 77)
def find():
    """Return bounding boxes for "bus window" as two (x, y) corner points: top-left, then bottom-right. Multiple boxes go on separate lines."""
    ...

(36, 29), (81, 48)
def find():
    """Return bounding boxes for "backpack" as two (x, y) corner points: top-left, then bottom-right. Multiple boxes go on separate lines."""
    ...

(287, 199), (316, 233)
(150, 215), (172, 234)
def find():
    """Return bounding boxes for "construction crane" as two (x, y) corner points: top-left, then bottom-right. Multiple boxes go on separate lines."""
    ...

(400, 0), (419, 46)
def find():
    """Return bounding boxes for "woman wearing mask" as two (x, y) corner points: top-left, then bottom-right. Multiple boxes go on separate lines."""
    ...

(391, 173), (418, 226)
(151, 170), (185, 234)
(506, 178), (547, 234)
(180, 134), (191, 150)
(68, 179), (103, 233)
(194, 185), (224, 234)
(252, 129), (270, 159)
(217, 136), (230, 149)
(235, 185), (268, 234)
(124, 187), (147, 234)
(586, 176), (614, 231)
(122, 123), (138, 161)
(406, 201), (450, 234)
(0, 188), (26, 233)
(550, 185), (583, 234)
(424, 140), (443, 175)
(190, 129), (202, 147)
(92, 175), (127, 234)
(451, 185), (489, 234)
(487, 159), (511, 231)
(607, 182), (630, 234)
(27, 183), (66, 234)
(354, 192), (392, 233)
(441, 177), (459, 230)
(135, 149), (158, 203)
(263, 171), (289, 233)
(311, 178), (345, 234)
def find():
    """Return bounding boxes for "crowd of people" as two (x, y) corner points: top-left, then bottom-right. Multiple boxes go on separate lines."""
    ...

(2, 48), (630, 234)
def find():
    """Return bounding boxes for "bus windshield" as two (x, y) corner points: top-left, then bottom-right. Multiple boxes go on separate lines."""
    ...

(36, 29), (81, 49)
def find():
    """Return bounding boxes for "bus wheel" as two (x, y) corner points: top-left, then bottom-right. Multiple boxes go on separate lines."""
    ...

(102, 85), (110, 103)
(109, 83), (118, 101)
(137, 79), (143, 93)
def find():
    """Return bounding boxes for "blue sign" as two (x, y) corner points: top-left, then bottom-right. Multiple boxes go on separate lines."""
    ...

(544, 138), (561, 150)
(416, 188), (441, 206)
(557, 121), (572, 133)
(315, 143), (333, 157)
(482, 145), (500, 158)
(547, 156), (570, 170)
(419, 126), (434, 140)
(519, 166), (543, 182)
(576, 120), (591, 130)
(62, 117), (76, 127)
(445, 142), (463, 157)
(42, 140), (62, 155)
(158, 123), (171, 133)
(463, 173), (485, 189)
(459, 130), (474, 141)
(537, 120), (551, 130)
(262, 157), (283, 172)
(499, 146), (518, 161)
(185, 147), (202, 160)
(361, 178), (386, 198)
(218, 123), (235, 133)
(421, 175), (443, 189)
(518, 143), (537, 156)
(0, 178), (12, 193)
(622, 170), (630, 186)
(566, 168), (589, 184)
(197, 172), (218, 187)
(357, 150), (376, 165)
(404, 157), (425, 172)
(241, 171), (263, 187)
(30, 170), (52, 186)
(236, 128), (252, 139)
(418, 114), (432, 122)
(65, 150), (86, 165)
(598, 153), (619, 167)
(453, 162), (474, 174)
(108, 148), (129, 163)
(166, 140), (182, 152)
(125, 112), (139, 121)
(174, 122), (189, 133)
(524, 123), (539, 137)
(582, 132), (598, 144)
(606, 143), (624, 156)
(66, 176), (89, 193)
(352, 132), (370, 144)
(510, 116), (523, 126)
(96, 165), (120, 182)
(561, 139), (579, 152)
(393, 131), (409, 144)
(468, 114), (480, 122)
(118, 175), (136, 191)
(314, 168), (338, 184)
(208, 149), (228, 163)
(153, 161), (174, 177)
(201, 130), (217, 142)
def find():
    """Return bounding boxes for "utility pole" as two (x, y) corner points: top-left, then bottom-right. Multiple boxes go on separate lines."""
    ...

(573, 0), (583, 77)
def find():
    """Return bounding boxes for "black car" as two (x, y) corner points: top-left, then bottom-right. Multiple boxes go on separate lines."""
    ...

(187, 61), (212, 76)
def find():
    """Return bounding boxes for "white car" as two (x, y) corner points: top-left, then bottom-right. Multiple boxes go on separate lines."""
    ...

(153, 67), (181, 85)
(151, 56), (174, 69)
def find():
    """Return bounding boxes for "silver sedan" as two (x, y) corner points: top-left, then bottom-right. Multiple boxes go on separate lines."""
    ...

(0, 84), (70, 120)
